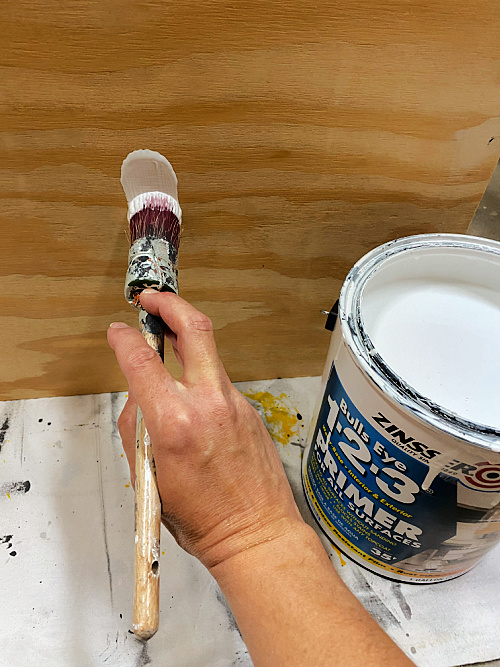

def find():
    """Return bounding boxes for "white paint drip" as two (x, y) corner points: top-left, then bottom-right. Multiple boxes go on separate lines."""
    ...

(420, 453), (453, 492)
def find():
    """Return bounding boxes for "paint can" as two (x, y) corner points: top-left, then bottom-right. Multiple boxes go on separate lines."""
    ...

(302, 234), (500, 583)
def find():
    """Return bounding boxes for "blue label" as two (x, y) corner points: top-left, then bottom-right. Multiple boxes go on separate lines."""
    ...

(306, 366), (457, 566)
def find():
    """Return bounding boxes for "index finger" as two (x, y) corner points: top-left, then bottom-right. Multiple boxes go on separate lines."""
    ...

(139, 290), (227, 386)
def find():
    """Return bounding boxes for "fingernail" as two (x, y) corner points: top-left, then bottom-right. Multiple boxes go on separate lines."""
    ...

(109, 322), (130, 329)
(142, 288), (157, 295)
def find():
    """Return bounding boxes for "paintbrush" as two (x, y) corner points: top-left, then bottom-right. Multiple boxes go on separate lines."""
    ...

(120, 149), (182, 640)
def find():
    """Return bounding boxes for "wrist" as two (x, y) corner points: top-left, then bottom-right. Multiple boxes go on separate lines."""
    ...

(209, 518), (414, 667)
(191, 497), (309, 571)
(209, 518), (324, 586)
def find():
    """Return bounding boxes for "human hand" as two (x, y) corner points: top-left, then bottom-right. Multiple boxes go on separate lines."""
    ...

(107, 292), (415, 667)
(107, 291), (304, 571)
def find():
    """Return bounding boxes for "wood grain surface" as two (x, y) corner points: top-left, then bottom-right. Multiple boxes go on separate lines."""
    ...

(1, 0), (500, 399)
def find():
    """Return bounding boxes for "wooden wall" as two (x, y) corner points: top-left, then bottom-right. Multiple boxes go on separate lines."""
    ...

(1, 0), (500, 399)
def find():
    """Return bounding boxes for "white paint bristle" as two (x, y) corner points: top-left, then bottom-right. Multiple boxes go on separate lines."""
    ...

(127, 191), (182, 223)
(120, 149), (181, 221)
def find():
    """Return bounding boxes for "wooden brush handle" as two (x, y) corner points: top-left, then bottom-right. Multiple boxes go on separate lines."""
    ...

(133, 310), (164, 640)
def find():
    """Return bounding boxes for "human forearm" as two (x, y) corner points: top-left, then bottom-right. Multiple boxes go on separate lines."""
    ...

(212, 519), (414, 667)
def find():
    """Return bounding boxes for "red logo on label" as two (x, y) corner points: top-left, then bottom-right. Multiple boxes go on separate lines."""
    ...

(464, 462), (500, 491)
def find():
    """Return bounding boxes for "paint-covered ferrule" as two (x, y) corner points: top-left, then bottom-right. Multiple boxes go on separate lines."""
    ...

(125, 237), (178, 308)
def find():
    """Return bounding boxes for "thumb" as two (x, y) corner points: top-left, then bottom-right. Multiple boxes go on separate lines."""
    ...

(107, 322), (175, 417)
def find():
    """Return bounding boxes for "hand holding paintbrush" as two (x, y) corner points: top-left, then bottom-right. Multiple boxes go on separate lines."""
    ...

(109, 156), (414, 665)
(107, 292), (413, 667)
(120, 149), (182, 640)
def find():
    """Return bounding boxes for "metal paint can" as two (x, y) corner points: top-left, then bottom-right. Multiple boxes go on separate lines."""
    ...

(302, 234), (500, 583)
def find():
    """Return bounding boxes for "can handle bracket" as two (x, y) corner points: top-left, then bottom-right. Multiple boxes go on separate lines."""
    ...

(321, 300), (339, 332)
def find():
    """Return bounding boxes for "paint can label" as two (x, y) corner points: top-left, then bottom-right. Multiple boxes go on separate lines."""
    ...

(304, 364), (500, 582)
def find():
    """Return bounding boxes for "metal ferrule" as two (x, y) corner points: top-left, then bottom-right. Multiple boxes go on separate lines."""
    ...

(125, 237), (178, 307)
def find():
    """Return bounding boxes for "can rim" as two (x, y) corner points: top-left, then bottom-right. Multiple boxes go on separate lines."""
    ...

(340, 233), (500, 452)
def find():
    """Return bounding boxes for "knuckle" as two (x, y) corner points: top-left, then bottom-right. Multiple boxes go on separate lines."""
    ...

(235, 392), (262, 421)
(170, 408), (192, 430)
(206, 389), (236, 423)
(183, 313), (213, 334)
(158, 403), (191, 433)
(159, 408), (193, 451)
(125, 346), (158, 372)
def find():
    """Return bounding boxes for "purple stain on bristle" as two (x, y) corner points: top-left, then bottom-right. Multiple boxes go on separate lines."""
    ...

(129, 200), (181, 249)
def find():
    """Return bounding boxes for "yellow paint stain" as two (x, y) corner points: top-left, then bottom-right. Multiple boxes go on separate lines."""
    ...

(162, 551), (165, 555)
(125, 484), (130, 488)
(6, 492), (10, 500)
(242, 390), (299, 446)
(121, 454), (124, 458)
(332, 545), (346, 566)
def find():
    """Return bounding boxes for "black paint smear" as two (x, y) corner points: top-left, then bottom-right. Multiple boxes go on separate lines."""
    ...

(1, 480), (31, 495)
(351, 569), (402, 631)
(135, 642), (152, 666)
(296, 413), (302, 420)
(9, 551), (16, 557)
(216, 588), (242, 638)
(97, 462), (114, 608)
(391, 582), (412, 621)
(0, 417), (9, 451)
(110, 392), (121, 442)
(461, 657), (500, 666)
(0, 535), (13, 544)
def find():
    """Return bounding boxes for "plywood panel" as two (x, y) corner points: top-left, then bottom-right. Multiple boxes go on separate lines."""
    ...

(1, 0), (499, 399)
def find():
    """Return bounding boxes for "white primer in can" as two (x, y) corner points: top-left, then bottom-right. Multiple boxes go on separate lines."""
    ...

(303, 234), (500, 583)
